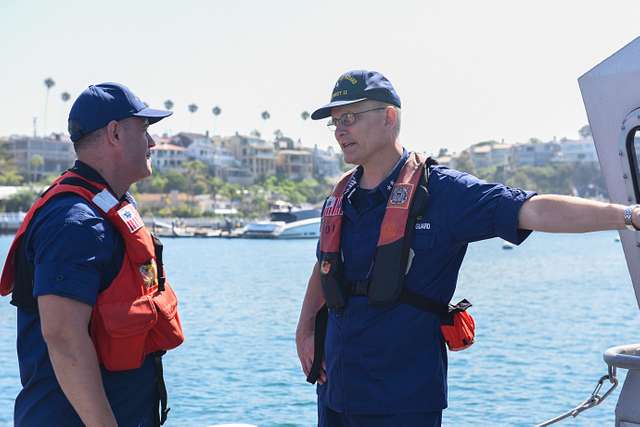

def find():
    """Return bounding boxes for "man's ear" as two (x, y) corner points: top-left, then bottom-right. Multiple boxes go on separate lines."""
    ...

(385, 107), (397, 128)
(105, 120), (119, 145)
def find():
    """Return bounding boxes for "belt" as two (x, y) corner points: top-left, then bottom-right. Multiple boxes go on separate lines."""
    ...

(347, 280), (369, 297)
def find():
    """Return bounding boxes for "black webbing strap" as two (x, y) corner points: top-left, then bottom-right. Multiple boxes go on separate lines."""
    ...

(306, 304), (328, 384)
(154, 352), (170, 426)
(398, 289), (451, 322)
(151, 234), (166, 291)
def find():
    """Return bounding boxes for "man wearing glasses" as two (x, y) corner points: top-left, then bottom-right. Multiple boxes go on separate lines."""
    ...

(295, 69), (640, 426)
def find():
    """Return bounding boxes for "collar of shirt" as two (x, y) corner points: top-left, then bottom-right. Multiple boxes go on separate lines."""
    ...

(69, 160), (133, 204)
(346, 148), (409, 204)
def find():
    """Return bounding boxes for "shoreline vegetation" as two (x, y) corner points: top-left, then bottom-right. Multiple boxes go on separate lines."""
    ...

(0, 159), (608, 219)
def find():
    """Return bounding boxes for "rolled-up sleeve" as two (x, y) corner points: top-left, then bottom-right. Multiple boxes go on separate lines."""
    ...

(494, 186), (537, 244)
(440, 170), (536, 245)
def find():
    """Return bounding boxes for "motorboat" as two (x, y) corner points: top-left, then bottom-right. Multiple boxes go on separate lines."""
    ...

(150, 219), (195, 238)
(242, 202), (321, 239)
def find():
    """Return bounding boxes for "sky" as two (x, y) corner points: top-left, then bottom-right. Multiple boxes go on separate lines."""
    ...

(0, 0), (638, 154)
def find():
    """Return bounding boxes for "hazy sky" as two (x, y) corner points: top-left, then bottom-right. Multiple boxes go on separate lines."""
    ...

(1, 0), (638, 154)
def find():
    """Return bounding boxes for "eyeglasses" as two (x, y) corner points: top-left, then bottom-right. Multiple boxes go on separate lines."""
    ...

(327, 107), (387, 130)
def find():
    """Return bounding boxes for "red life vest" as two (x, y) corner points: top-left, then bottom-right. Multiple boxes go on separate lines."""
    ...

(1, 171), (185, 371)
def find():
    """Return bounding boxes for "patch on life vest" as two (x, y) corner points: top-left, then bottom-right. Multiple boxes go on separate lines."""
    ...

(139, 260), (158, 289)
(389, 184), (413, 208)
(320, 260), (331, 275)
(323, 196), (343, 217)
(117, 204), (144, 233)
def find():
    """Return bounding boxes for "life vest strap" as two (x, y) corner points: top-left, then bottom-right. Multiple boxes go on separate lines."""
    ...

(306, 304), (328, 384)
(154, 351), (170, 426)
(58, 177), (101, 194)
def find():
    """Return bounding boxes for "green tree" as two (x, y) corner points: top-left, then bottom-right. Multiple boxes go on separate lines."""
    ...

(454, 151), (475, 174)
(0, 141), (22, 185)
(578, 125), (592, 138)
(5, 191), (38, 212)
(147, 175), (168, 192)
(188, 103), (198, 130)
(43, 77), (55, 134)
(30, 154), (44, 182)
(165, 171), (188, 192)
(208, 176), (224, 208)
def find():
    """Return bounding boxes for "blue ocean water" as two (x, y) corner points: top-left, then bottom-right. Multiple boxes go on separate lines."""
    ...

(0, 231), (638, 426)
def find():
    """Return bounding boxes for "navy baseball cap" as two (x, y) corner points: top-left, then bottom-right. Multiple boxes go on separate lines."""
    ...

(68, 82), (172, 142)
(311, 70), (401, 120)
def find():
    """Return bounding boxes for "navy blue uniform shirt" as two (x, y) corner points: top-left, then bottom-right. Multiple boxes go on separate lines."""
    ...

(14, 161), (157, 427)
(317, 149), (536, 414)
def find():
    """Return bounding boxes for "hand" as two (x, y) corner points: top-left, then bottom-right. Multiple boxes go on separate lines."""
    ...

(296, 330), (326, 384)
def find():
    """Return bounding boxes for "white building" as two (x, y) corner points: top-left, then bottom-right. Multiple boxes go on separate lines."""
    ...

(151, 143), (187, 171)
(552, 137), (598, 164)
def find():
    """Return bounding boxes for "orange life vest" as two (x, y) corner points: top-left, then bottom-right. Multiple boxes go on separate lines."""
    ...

(1, 171), (185, 371)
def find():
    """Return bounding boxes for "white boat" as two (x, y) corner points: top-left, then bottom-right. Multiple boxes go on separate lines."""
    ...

(243, 203), (321, 239)
(150, 219), (195, 237)
(501, 240), (515, 250)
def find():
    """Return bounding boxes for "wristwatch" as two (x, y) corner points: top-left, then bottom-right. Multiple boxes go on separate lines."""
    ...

(624, 205), (640, 231)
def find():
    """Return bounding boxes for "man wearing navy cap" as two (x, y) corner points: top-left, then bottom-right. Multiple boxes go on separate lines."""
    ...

(1, 83), (182, 427)
(296, 70), (640, 426)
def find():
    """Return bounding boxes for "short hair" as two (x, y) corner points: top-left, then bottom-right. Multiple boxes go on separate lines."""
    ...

(393, 107), (402, 138)
(368, 100), (401, 138)
(72, 127), (105, 154)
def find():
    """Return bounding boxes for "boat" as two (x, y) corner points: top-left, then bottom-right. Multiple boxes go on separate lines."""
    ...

(242, 201), (321, 239)
(501, 240), (515, 250)
(150, 219), (195, 238)
(534, 36), (640, 427)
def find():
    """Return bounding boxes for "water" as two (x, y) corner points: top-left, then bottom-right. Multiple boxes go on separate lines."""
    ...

(0, 231), (638, 426)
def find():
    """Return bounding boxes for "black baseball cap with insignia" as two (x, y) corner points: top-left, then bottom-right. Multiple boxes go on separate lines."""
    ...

(311, 70), (401, 120)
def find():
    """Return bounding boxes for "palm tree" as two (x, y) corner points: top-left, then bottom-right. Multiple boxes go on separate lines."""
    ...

(188, 103), (198, 131)
(301, 111), (310, 120)
(43, 77), (55, 135)
(211, 106), (221, 136)
(164, 99), (174, 111)
(260, 111), (270, 140)
(61, 92), (71, 102)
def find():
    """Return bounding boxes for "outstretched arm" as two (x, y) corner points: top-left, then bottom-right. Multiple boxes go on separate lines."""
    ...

(518, 194), (640, 232)
(295, 262), (327, 384)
